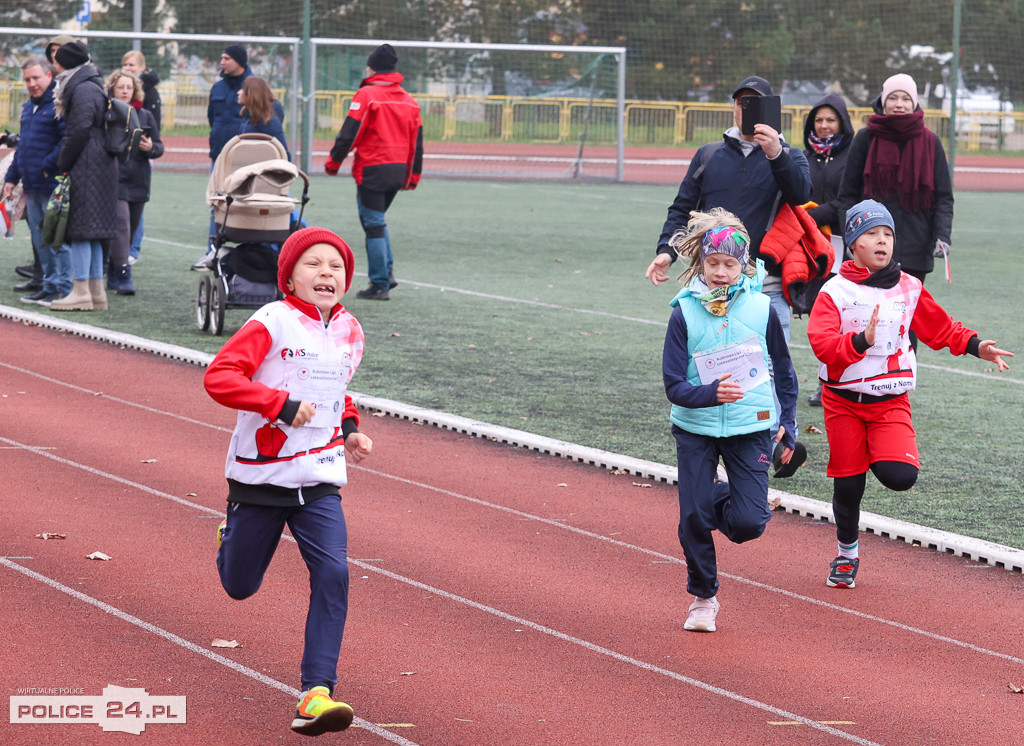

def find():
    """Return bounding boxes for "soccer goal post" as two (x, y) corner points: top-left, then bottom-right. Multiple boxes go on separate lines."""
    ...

(308, 39), (627, 182)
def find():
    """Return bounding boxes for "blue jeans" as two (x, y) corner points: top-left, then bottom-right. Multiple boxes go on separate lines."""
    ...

(356, 187), (396, 289)
(765, 289), (793, 447)
(217, 495), (350, 693)
(24, 190), (71, 295)
(69, 240), (104, 281)
(129, 212), (144, 259)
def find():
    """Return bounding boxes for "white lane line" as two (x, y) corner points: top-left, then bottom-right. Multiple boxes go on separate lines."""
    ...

(346, 559), (883, 746)
(1, 438), (879, 745)
(349, 466), (1024, 666)
(3, 371), (1021, 665)
(0, 557), (421, 746)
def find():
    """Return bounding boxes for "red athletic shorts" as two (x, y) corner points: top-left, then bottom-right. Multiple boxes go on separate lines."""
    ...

(821, 387), (919, 478)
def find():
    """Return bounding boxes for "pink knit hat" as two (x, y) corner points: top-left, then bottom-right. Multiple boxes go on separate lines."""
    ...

(881, 74), (919, 111)
(277, 227), (355, 295)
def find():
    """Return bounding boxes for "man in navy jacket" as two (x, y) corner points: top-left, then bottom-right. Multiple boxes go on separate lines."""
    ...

(4, 56), (69, 304)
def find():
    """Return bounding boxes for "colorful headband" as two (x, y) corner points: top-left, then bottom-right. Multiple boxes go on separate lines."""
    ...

(701, 226), (749, 266)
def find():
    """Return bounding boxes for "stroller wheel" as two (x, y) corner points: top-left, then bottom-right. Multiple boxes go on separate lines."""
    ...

(210, 276), (227, 336)
(197, 275), (212, 331)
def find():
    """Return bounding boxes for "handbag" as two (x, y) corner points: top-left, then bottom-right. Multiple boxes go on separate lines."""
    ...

(42, 174), (70, 247)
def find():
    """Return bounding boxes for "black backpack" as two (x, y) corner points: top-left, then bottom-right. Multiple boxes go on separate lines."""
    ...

(92, 81), (142, 159)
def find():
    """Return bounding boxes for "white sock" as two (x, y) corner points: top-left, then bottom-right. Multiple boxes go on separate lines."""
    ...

(838, 541), (859, 560)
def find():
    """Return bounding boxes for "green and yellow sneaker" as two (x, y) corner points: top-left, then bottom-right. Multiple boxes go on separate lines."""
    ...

(290, 686), (354, 736)
(216, 519), (227, 548)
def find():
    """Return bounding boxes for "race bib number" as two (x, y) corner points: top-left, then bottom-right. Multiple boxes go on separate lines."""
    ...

(285, 362), (349, 428)
(843, 305), (901, 357)
(694, 336), (769, 392)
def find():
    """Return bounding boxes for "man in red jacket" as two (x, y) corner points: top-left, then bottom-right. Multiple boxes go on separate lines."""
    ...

(325, 44), (423, 301)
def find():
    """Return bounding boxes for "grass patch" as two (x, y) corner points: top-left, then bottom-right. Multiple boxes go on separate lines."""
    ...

(2, 175), (1021, 549)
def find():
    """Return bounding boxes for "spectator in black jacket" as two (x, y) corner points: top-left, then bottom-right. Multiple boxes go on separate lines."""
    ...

(49, 41), (119, 312)
(802, 93), (855, 406)
(837, 74), (954, 284)
(121, 50), (161, 266)
(106, 69), (163, 295)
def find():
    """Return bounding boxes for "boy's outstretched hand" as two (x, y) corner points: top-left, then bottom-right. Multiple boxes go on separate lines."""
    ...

(978, 340), (1013, 371)
(345, 432), (373, 463)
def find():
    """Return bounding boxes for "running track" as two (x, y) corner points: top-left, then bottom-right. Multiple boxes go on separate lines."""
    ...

(2, 318), (1022, 745)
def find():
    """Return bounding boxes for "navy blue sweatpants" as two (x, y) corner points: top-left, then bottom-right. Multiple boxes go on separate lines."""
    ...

(217, 496), (350, 694)
(672, 425), (772, 599)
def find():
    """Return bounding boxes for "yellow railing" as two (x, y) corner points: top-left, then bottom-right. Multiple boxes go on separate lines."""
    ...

(2, 81), (1020, 152)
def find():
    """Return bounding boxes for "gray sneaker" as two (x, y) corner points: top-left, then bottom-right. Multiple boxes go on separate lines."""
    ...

(684, 596), (720, 632)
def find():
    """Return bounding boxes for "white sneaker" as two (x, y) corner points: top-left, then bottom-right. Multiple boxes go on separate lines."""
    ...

(684, 596), (720, 632)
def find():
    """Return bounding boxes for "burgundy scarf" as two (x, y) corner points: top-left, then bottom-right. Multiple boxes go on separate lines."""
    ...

(864, 110), (936, 212)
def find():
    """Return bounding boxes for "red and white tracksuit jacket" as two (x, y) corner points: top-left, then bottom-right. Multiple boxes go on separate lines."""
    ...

(204, 295), (364, 504)
(329, 72), (424, 192)
(807, 261), (977, 398)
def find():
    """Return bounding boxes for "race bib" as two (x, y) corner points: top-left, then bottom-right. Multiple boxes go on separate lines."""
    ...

(843, 305), (901, 357)
(285, 361), (349, 428)
(694, 336), (769, 392)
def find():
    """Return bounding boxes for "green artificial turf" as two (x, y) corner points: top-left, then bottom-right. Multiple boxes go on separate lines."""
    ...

(2, 174), (1021, 548)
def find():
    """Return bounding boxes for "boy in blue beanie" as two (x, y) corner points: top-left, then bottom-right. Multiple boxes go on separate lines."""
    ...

(807, 199), (1012, 588)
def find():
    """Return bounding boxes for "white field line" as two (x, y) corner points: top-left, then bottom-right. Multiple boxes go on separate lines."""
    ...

(2, 305), (1022, 574)
(2, 429), (1021, 667)
(0, 438), (882, 745)
(0, 556), (421, 745)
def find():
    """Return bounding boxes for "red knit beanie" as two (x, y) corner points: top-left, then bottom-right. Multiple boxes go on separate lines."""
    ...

(277, 227), (355, 295)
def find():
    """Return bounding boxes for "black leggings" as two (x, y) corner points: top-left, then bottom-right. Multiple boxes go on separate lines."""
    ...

(833, 461), (919, 545)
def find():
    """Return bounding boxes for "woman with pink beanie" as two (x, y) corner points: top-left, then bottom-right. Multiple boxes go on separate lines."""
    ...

(837, 73), (953, 284)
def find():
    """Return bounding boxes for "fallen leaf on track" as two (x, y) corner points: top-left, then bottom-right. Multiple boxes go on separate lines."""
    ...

(140, 459), (157, 463)
(400, 672), (416, 676)
(557, 483), (568, 487)
(211, 639), (242, 648)
(35, 532), (67, 540)
(1009, 682), (1023, 694)
(805, 424), (824, 434)
(610, 469), (629, 475)
(86, 551), (111, 561)
(632, 482), (652, 489)
(769, 496), (783, 510)
(186, 492), (197, 497)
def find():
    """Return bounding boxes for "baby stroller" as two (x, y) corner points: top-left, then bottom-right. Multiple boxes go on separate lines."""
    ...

(197, 133), (309, 335)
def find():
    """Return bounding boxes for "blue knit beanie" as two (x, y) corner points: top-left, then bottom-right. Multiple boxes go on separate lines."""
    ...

(845, 199), (895, 246)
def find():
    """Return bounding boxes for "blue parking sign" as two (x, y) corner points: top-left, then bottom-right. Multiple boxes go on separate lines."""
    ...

(76, 1), (91, 23)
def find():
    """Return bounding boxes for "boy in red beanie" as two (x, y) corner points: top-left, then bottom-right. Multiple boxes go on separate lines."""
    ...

(204, 227), (371, 736)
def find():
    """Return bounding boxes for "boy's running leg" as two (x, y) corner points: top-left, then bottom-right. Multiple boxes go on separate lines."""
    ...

(217, 502), (289, 600)
(287, 495), (352, 734)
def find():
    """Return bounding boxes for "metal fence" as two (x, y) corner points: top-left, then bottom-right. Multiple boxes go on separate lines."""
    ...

(4, 80), (1019, 155)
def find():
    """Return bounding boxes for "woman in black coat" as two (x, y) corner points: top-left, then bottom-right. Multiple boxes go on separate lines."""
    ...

(837, 74), (954, 284)
(804, 93), (855, 238)
(803, 93), (855, 405)
(106, 70), (163, 295)
(50, 41), (119, 312)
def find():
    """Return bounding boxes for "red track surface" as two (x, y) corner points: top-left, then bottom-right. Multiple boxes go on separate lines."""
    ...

(153, 136), (1024, 189)
(2, 318), (1023, 746)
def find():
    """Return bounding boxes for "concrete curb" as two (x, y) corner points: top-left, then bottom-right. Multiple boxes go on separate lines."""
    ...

(4, 304), (1021, 574)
